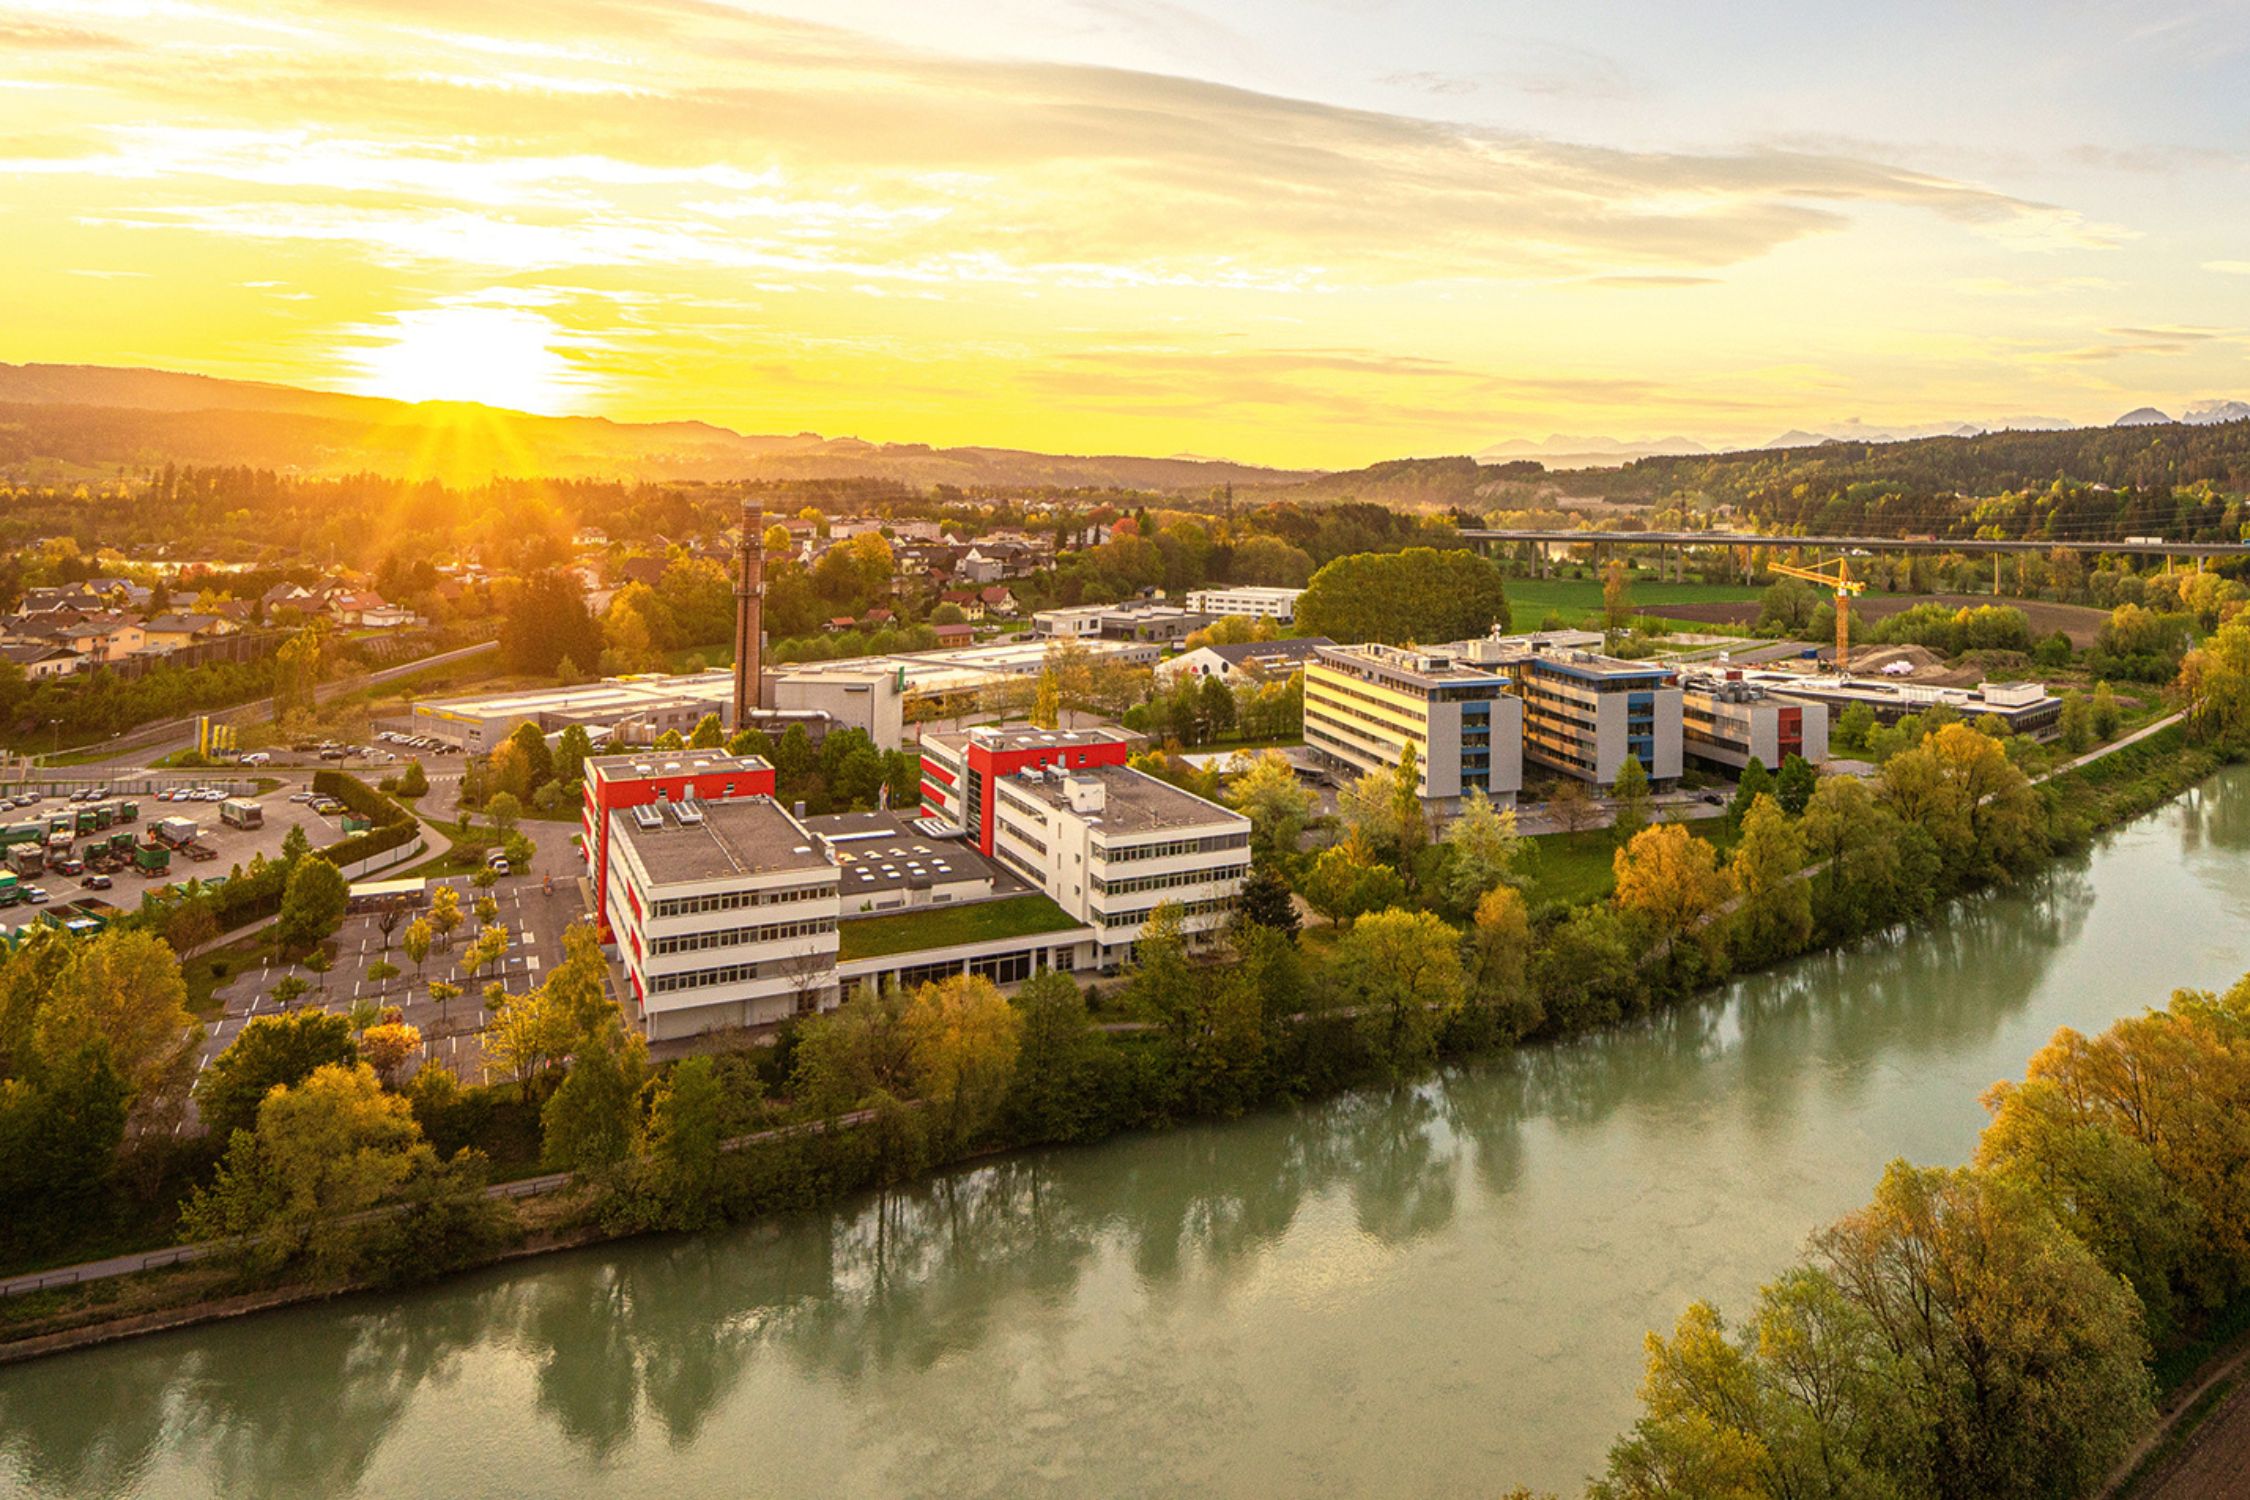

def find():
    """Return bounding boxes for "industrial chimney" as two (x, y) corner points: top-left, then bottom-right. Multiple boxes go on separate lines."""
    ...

(732, 502), (764, 730)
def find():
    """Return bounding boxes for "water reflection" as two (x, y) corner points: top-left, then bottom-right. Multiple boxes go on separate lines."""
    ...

(1, 767), (2244, 1499)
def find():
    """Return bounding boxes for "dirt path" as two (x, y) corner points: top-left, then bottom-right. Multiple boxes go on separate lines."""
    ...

(2104, 1338), (2250, 1499)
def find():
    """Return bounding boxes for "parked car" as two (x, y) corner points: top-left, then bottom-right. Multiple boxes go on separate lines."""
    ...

(488, 858), (510, 877)
(25, 888), (49, 905)
(289, 791), (315, 803)
(54, 858), (83, 876)
(84, 874), (112, 890)
(242, 751), (272, 766)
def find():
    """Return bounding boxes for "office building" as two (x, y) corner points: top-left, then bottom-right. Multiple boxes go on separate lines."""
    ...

(918, 724), (1136, 853)
(988, 762), (1251, 963)
(1676, 674), (1829, 771)
(1303, 643), (1526, 814)
(1183, 586), (1303, 622)
(1748, 673), (2064, 738)
(605, 795), (843, 1038)
(581, 751), (776, 931)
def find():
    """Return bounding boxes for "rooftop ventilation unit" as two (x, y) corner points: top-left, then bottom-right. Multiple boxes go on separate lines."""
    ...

(632, 804), (663, 830)
(673, 799), (705, 826)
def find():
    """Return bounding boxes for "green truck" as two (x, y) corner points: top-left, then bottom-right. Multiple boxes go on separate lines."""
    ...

(74, 809), (96, 835)
(0, 872), (22, 907)
(91, 804), (115, 830)
(133, 841), (170, 875)
(0, 822), (39, 849)
(116, 801), (138, 824)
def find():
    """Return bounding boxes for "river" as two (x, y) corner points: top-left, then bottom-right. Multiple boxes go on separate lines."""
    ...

(5, 766), (2249, 1499)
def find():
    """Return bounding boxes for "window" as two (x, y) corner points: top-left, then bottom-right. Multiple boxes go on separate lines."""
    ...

(651, 882), (835, 919)
(650, 916), (837, 955)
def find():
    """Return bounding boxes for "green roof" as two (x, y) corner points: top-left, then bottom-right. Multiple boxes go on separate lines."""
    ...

(836, 893), (1082, 961)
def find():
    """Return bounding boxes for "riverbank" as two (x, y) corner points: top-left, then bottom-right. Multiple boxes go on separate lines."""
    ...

(5, 759), (2248, 1496)
(1, 728), (2235, 1374)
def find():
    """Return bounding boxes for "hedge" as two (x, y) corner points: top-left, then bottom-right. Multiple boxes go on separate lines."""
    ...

(312, 769), (421, 869)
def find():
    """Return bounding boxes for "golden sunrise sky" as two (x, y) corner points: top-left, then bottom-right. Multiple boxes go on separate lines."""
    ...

(5, 0), (2250, 466)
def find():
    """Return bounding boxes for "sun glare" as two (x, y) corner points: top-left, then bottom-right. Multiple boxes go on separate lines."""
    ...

(341, 305), (592, 413)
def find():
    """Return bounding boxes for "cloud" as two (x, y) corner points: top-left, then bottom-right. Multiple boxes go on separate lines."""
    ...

(2205, 260), (2250, 275)
(6, 2), (2139, 293)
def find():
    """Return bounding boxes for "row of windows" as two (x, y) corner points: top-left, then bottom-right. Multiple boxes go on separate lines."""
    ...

(649, 959), (789, 994)
(851, 944), (1073, 999)
(651, 916), (837, 956)
(994, 840), (1045, 885)
(1090, 862), (1250, 896)
(997, 820), (1048, 857)
(995, 783), (1051, 823)
(650, 882), (835, 920)
(1094, 894), (1236, 929)
(1099, 831), (1249, 863)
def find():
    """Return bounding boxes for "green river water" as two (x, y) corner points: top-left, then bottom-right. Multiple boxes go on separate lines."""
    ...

(4, 766), (2249, 1498)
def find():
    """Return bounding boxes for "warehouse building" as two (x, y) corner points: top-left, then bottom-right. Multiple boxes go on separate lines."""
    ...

(1748, 673), (2063, 738)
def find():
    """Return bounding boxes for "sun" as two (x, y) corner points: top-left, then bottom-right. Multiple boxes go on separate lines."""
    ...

(340, 304), (594, 413)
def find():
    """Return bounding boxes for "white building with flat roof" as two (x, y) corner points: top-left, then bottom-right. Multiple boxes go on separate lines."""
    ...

(1184, 585), (1303, 622)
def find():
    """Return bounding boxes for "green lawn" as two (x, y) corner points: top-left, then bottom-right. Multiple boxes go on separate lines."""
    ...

(1521, 817), (1741, 908)
(1502, 576), (1763, 629)
(836, 893), (1082, 960)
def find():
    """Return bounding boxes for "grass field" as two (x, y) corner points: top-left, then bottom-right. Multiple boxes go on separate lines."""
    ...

(1520, 817), (1742, 908)
(1502, 575), (1763, 629)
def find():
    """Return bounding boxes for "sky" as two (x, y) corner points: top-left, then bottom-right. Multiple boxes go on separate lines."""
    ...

(4, 0), (2250, 467)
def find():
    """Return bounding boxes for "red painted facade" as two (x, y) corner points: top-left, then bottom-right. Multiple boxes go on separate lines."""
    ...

(919, 731), (1131, 854)
(582, 754), (776, 928)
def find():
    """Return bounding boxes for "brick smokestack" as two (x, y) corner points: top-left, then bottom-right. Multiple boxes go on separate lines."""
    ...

(732, 502), (764, 730)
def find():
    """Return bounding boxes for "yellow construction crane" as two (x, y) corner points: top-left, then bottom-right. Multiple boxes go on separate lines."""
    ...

(1770, 557), (1868, 670)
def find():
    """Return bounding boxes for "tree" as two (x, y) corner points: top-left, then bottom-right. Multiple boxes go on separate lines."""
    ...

(485, 792), (522, 837)
(428, 885), (463, 949)
(403, 918), (432, 979)
(505, 718), (556, 791)
(2057, 689), (2093, 754)
(426, 980), (463, 1034)
(1773, 754), (1819, 817)
(37, 929), (196, 1101)
(1199, 674), (1237, 740)
(1880, 722), (2044, 886)
(1226, 750), (1317, 866)
(1468, 885), (1538, 1040)
(1031, 669), (1062, 729)
(1296, 548), (1510, 645)
(1547, 776), (1597, 835)
(1438, 788), (1524, 914)
(1234, 862), (1301, 940)
(1003, 970), (1103, 1143)
(903, 974), (1024, 1150)
(1814, 1162), (2154, 1498)
(270, 975), (309, 1008)
(304, 949), (334, 992)
(1613, 824), (1732, 982)
(1728, 794), (1812, 967)
(2090, 680), (2122, 739)
(1609, 756), (1652, 844)
(182, 1062), (432, 1278)
(688, 712), (725, 749)
(2179, 616), (2250, 752)
(358, 1021), (421, 1087)
(276, 855), (348, 954)
(1330, 908), (1467, 1072)
(1728, 757), (1772, 827)
(725, 726), (773, 760)
(500, 571), (602, 677)
(553, 724), (595, 787)
(540, 1016), (648, 1171)
(638, 1055), (724, 1226)
(483, 981), (578, 1098)
(1835, 700), (1877, 749)
(1602, 558), (1633, 633)
(1301, 839), (1405, 926)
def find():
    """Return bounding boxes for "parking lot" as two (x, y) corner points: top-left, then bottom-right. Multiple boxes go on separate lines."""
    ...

(0, 780), (381, 934)
(193, 872), (603, 1087)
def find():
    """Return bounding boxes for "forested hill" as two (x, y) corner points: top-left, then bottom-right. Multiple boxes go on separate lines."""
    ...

(1581, 419), (2250, 507)
(0, 364), (1313, 492)
(1268, 420), (2250, 538)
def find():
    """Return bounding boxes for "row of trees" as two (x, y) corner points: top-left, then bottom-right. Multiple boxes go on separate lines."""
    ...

(1594, 966), (2250, 1500)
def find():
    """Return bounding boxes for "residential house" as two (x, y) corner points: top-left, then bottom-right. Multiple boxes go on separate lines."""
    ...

(0, 642), (85, 679)
(140, 614), (235, 651)
(1162, 636), (1335, 683)
(978, 585), (1018, 617)
(940, 590), (987, 622)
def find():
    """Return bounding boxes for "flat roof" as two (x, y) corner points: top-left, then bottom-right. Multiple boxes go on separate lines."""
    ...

(612, 798), (836, 885)
(835, 893), (1085, 961)
(1000, 764), (1244, 836)
(924, 723), (1135, 756)
(803, 810), (1003, 895)
(587, 751), (773, 781)
(1312, 642), (1509, 688)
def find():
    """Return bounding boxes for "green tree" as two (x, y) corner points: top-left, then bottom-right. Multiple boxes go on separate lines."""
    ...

(395, 759), (429, 798)
(2179, 616), (2250, 752)
(1296, 548), (1510, 645)
(638, 1055), (724, 1227)
(1301, 840), (1405, 926)
(1226, 750), (1317, 866)
(1613, 824), (1732, 984)
(485, 792), (522, 836)
(1728, 794), (1812, 967)
(1835, 700), (1877, 750)
(1609, 756), (1652, 844)
(2057, 689), (2093, 754)
(198, 1016), (360, 1142)
(1234, 862), (1301, 940)
(540, 1016), (648, 1171)
(1773, 754), (1819, 816)
(504, 720), (555, 792)
(1329, 907), (1467, 1072)
(402, 918), (432, 979)
(1002, 970), (1103, 1143)
(1602, 558), (1633, 633)
(2090, 679), (2122, 739)
(553, 724), (595, 786)
(1438, 787), (1524, 914)
(688, 712), (725, 749)
(1199, 673), (1237, 740)
(1468, 885), (1539, 1041)
(1728, 757), (1772, 826)
(181, 1062), (433, 1278)
(276, 855), (348, 954)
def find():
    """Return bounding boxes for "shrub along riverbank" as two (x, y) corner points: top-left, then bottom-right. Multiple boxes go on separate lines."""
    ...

(5, 627), (2248, 1361)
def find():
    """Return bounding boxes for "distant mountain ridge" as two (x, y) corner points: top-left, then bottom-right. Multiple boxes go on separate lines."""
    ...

(0, 363), (1314, 491)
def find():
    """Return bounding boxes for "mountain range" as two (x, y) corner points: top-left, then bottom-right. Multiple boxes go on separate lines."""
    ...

(0, 364), (1312, 492)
